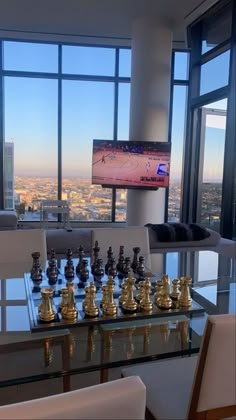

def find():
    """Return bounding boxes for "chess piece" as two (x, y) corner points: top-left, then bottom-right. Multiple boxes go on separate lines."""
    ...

(122, 273), (137, 313)
(78, 259), (89, 282)
(116, 245), (125, 279)
(91, 240), (100, 275)
(103, 280), (117, 316)
(123, 256), (131, 277)
(179, 276), (192, 307)
(131, 247), (140, 273)
(170, 278), (181, 300)
(136, 280), (145, 303)
(118, 281), (128, 306)
(64, 248), (74, 280)
(100, 284), (109, 309)
(154, 280), (164, 305)
(158, 275), (173, 309)
(83, 286), (90, 311)
(58, 287), (69, 312)
(62, 283), (78, 320)
(108, 257), (117, 277)
(93, 258), (104, 282)
(84, 282), (99, 317)
(31, 251), (43, 284)
(105, 246), (113, 275)
(136, 256), (145, 280)
(47, 258), (58, 285)
(38, 288), (56, 322)
(140, 278), (153, 312)
(76, 245), (85, 274)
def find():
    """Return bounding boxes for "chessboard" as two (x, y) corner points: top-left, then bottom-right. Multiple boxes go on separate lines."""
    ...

(25, 247), (205, 333)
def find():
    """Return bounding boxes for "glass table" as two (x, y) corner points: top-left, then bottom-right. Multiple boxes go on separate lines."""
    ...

(0, 250), (235, 394)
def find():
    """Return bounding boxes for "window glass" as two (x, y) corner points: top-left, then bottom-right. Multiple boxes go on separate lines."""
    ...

(201, 4), (232, 54)
(62, 46), (115, 76)
(3, 41), (58, 73)
(200, 51), (230, 95)
(4, 77), (58, 218)
(168, 85), (188, 222)
(117, 83), (130, 140)
(62, 80), (114, 221)
(174, 52), (189, 80)
(119, 49), (131, 77)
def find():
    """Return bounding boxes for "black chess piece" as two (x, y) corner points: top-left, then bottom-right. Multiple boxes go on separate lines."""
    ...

(137, 255), (145, 281)
(108, 256), (117, 277)
(131, 247), (141, 273)
(116, 245), (125, 279)
(78, 259), (89, 282)
(105, 246), (113, 275)
(76, 245), (85, 274)
(93, 258), (104, 282)
(31, 251), (43, 284)
(91, 240), (100, 275)
(64, 248), (74, 279)
(47, 259), (58, 285)
(123, 256), (131, 277)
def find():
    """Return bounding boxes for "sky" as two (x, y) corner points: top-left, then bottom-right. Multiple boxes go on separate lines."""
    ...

(3, 41), (229, 182)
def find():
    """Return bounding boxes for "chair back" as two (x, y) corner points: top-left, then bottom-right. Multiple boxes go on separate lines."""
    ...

(0, 229), (47, 274)
(91, 226), (151, 270)
(0, 376), (146, 419)
(188, 314), (236, 419)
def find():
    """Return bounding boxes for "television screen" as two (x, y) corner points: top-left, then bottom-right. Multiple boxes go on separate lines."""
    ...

(92, 140), (171, 189)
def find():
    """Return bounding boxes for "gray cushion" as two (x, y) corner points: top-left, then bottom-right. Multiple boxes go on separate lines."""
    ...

(149, 227), (221, 249)
(0, 211), (18, 229)
(46, 228), (92, 255)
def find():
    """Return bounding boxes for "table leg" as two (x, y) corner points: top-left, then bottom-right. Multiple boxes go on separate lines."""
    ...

(100, 369), (109, 383)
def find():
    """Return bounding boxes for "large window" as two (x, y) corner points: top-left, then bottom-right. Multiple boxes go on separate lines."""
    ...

(0, 41), (131, 222)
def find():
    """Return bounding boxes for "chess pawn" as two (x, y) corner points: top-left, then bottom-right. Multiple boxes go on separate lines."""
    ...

(122, 274), (137, 313)
(140, 278), (153, 312)
(179, 276), (192, 307)
(91, 240), (100, 275)
(103, 282), (117, 316)
(93, 258), (104, 282)
(158, 275), (173, 309)
(58, 287), (68, 312)
(136, 280), (145, 303)
(47, 260), (58, 285)
(154, 280), (164, 305)
(118, 282), (128, 306)
(38, 288), (56, 322)
(100, 284), (109, 309)
(108, 257), (117, 277)
(62, 283), (78, 320)
(76, 245), (85, 274)
(131, 247), (140, 273)
(136, 256), (145, 280)
(83, 286), (90, 311)
(116, 245), (125, 279)
(123, 256), (131, 277)
(46, 248), (57, 276)
(78, 259), (89, 282)
(170, 279), (181, 300)
(84, 282), (99, 317)
(64, 259), (75, 280)
(105, 246), (113, 275)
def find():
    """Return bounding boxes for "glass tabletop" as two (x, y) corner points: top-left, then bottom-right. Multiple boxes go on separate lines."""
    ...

(0, 249), (235, 389)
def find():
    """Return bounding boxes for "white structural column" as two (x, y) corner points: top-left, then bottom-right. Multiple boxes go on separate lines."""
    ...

(127, 18), (173, 226)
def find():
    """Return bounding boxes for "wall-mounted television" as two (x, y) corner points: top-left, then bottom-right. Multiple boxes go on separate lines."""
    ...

(92, 140), (171, 190)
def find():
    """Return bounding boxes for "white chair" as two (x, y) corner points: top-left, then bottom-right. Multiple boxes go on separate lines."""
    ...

(40, 200), (71, 229)
(122, 314), (236, 420)
(0, 229), (47, 277)
(91, 226), (151, 270)
(0, 376), (146, 419)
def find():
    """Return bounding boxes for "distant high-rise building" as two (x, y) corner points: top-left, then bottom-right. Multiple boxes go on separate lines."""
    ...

(4, 142), (14, 209)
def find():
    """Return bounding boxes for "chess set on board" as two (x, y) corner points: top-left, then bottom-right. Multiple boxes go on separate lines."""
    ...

(24, 242), (205, 332)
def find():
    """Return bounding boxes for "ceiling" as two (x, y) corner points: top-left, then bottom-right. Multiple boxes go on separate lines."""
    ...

(0, 0), (219, 45)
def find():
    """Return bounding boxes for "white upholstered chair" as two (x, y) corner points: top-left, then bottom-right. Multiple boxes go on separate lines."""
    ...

(0, 229), (47, 277)
(91, 226), (151, 270)
(0, 376), (146, 419)
(122, 314), (236, 420)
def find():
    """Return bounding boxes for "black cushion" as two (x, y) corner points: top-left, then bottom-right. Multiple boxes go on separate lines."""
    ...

(145, 223), (210, 242)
